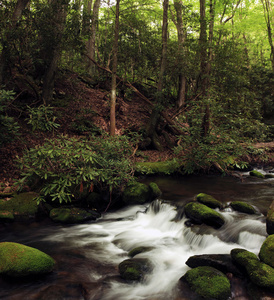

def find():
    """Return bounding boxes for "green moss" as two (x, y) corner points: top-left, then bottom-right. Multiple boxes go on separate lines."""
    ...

(231, 248), (274, 290)
(0, 242), (55, 277)
(259, 235), (274, 268)
(49, 207), (100, 223)
(0, 192), (39, 219)
(135, 159), (180, 175)
(122, 182), (151, 204)
(250, 170), (265, 179)
(128, 246), (153, 257)
(149, 182), (162, 199)
(118, 258), (152, 281)
(184, 202), (225, 228)
(183, 266), (231, 300)
(196, 193), (222, 209)
(230, 201), (257, 215)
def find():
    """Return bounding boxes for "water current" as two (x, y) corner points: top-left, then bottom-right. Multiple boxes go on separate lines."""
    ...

(0, 170), (274, 299)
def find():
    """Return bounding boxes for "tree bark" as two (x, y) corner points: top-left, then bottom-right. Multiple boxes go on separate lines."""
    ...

(110, 0), (120, 136)
(0, 0), (30, 84)
(86, 0), (101, 75)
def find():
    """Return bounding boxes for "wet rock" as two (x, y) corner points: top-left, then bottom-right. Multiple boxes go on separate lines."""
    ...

(231, 248), (274, 290)
(49, 207), (101, 224)
(230, 201), (257, 215)
(0, 242), (55, 278)
(259, 235), (274, 268)
(195, 193), (222, 209)
(266, 200), (274, 235)
(250, 170), (265, 179)
(128, 246), (153, 257)
(184, 202), (225, 228)
(122, 182), (151, 205)
(118, 258), (152, 281)
(181, 266), (231, 300)
(149, 182), (162, 199)
(185, 254), (243, 278)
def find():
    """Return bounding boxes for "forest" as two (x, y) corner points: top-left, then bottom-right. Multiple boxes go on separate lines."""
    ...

(0, 0), (274, 200)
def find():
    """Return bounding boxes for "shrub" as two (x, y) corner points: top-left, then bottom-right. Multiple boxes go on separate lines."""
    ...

(17, 134), (137, 204)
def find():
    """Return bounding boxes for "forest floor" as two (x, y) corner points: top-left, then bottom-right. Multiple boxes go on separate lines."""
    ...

(1, 71), (274, 192)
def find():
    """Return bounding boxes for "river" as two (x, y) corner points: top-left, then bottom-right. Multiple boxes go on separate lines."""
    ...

(0, 170), (274, 299)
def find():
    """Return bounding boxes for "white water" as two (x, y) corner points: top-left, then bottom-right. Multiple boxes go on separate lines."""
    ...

(43, 200), (267, 300)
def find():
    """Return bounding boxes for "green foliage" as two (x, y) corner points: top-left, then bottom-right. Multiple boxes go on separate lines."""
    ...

(0, 89), (20, 146)
(26, 105), (60, 132)
(17, 134), (136, 204)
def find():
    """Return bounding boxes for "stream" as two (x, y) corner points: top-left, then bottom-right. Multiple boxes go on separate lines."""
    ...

(0, 170), (274, 299)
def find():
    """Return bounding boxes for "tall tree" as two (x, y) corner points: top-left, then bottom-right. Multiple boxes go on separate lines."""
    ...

(261, 0), (274, 70)
(110, 0), (120, 136)
(0, 0), (30, 84)
(86, 0), (101, 75)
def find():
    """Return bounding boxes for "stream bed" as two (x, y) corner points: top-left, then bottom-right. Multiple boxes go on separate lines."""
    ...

(0, 171), (274, 299)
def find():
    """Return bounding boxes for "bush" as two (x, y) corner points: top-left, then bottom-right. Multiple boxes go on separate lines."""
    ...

(0, 89), (20, 146)
(17, 134), (137, 204)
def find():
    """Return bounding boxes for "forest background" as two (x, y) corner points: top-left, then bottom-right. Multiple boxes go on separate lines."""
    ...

(1, 0), (274, 203)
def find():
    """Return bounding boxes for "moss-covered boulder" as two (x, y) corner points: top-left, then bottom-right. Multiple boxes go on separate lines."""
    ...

(128, 246), (153, 258)
(231, 248), (274, 290)
(184, 202), (225, 228)
(250, 170), (265, 179)
(0, 192), (39, 220)
(259, 235), (274, 268)
(181, 266), (231, 300)
(135, 160), (180, 175)
(118, 258), (152, 281)
(195, 193), (222, 209)
(49, 207), (100, 224)
(0, 242), (55, 278)
(267, 201), (274, 235)
(230, 201), (257, 215)
(149, 182), (162, 199)
(122, 182), (151, 205)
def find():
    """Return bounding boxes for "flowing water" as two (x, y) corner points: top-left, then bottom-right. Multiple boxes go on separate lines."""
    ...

(0, 171), (274, 300)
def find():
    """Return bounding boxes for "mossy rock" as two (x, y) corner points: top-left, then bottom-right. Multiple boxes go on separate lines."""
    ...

(259, 235), (274, 268)
(122, 182), (151, 205)
(149, 182), (162, 199)
(230, 201), (257, 215)
(184, 202), (225, 228)
(0, 192), (39, 220)
(231, 248), (274, 290)
(250, 170), (265, 179)
(195, 193), (222, 209)
(0, 210), (14, 222)
(49, 207), (100, 224)
(0, 242), (55, 278)
(181, 266), (231, 300)
(118, 258), (152, 281)
(267, 201), (274, 235)
(135, 160), (180, 175)
(128, 246), (153, 258)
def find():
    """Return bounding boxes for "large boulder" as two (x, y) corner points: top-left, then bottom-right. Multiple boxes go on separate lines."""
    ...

(184, 202), (225, 228)
(118, 258), (152, 281)
(231, 248), (274, 290)
(185, 254), (243, 278)
(259, 235), (274, 268)
(181, 266), (231, 300)
(49, 207), (100, 224)
(122, 182), (151, 205)
(0, 242), (55, 278)
(230, 201), (257, 215)
(0, 192), (39, 221)
(266, 201), (274, 235)
(195, 193), (222, 209)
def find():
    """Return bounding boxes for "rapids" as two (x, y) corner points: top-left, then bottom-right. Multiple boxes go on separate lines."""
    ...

(0, 171), (273, 299)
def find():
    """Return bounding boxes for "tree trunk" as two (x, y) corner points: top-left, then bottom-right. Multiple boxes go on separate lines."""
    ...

(86, 0), (101, 75)
(110, 0), (120, 136)
(174, 0), (187, 108)
(42, 0), (69, 104)
(0, 0), (30, 84)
